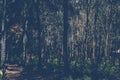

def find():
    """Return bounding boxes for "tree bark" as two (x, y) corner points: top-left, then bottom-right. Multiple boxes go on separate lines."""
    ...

(63, 0), (70, 75)
(1, 0), (6, 66)
(92, 0), (99, 62)
(23, 20), (28, 65)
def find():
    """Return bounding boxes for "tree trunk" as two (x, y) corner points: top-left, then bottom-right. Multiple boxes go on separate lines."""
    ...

(92, 0), (99, 62)
(63, 0), (70, 75)
(23, 20), (28, 65)
(85, 0), (90, 60)
(35, 0), (43, 72)
(1, 0), (6, 66)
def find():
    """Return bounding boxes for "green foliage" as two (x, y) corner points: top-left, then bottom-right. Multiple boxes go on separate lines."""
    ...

(70, 60), (76, 67)
(69, 58), (119, 80)
(98, 58), (119, 75)
(53, 58), (59, 64)
(49, 58), (59, 65)
(64, 76), (73, 80)
(83, 75), (91, 80)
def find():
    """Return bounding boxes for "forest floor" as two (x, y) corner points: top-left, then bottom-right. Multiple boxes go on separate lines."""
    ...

(5, 64), (120, 80)
(5, 64), (64, 80)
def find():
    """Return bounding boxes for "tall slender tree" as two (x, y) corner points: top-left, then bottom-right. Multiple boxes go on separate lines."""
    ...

(1, 0), (6, 66)
(92, 0), (99, 61)
(63, 0), (70, 75)
(35, 0), (43, 72)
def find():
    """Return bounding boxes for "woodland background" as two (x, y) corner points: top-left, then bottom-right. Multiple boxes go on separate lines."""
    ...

(0, 0), (120, 80)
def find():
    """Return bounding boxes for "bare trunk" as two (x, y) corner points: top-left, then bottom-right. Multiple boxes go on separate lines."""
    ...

(92, 37), (95, 61)
(92, 0), (99, 62)
(1, 0), (6, 66)
(1, 32), (6, 66)
(105, 34), (109, 57)
(84, 0), (89, 60)
(23, 20), (28, 64)
(63, 0), (70, 75)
